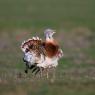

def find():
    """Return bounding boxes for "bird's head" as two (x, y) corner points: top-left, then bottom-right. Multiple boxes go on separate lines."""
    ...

(44, 29), (56, 41)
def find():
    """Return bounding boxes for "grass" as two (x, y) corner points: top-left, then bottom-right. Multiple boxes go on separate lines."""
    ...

(0, 0), (95, 95)
(0, 0), (95, 29)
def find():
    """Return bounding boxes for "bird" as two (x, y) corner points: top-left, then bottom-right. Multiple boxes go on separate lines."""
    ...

(36, 29), (63, 78)
(20, 29), (63, 78)
(37, 29), (63, 68)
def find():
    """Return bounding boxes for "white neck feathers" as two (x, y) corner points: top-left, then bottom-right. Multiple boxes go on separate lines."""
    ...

(45, 35), (54, 43)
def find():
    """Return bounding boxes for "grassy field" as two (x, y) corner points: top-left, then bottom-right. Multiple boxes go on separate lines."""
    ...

(0, 0), (95, 95)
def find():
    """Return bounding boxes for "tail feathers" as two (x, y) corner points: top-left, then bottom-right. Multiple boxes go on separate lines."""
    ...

(21, 36), (42, 53)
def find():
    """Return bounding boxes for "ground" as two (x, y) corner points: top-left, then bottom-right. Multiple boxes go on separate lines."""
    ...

(0, 0), (95, 95)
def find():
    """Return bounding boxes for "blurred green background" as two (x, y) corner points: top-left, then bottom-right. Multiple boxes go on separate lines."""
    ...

(0, 0), (95, 95)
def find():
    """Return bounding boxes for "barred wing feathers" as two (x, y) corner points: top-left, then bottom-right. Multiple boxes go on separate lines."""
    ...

(21, 37), (45, 56)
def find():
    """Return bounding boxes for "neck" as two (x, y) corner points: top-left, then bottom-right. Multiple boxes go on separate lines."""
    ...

(45, 35), (54, 42)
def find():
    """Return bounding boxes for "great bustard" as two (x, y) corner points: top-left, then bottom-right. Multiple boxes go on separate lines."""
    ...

(21, 29), (63, 78)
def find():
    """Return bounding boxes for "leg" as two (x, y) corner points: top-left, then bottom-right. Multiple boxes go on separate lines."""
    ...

(25, 63), (29, 73)
(40, 67), (44, 78)
(51, 67), (56, 82)
(53, 67), (56, 79)
(46, 68), (49, 79)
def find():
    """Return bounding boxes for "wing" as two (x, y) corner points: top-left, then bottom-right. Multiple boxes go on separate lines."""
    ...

(21, 37), (46, 58)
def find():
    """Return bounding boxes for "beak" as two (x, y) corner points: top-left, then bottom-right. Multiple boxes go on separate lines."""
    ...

(53, 31), (56, 34)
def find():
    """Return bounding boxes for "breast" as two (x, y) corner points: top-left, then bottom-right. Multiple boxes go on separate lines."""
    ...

(44, 42), (59, 58)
